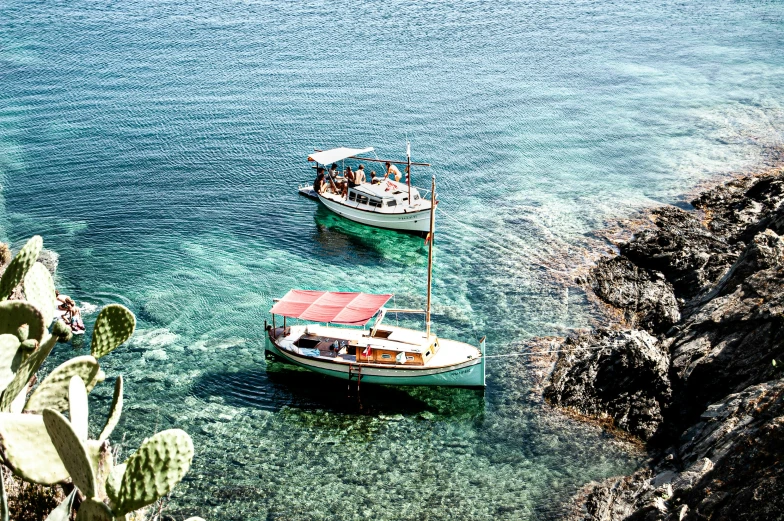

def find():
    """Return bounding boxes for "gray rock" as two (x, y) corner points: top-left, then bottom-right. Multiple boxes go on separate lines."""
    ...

(544, 329), (671, 441)
(591, 256), (680, 334)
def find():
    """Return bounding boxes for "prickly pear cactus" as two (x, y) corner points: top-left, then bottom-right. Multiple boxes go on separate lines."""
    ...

(113, 429), (194, 516)
(99, 376), (123, 441)
(86, 369), (106, 393)
(84, 439), (113, 501)
(24, 356), (100, 413)
(75, 498), (113, 521)
(69, 376), (89, 440)
(0, 412), (69, 484)
(0, 301), (46, 343)
(0, 236), (42, 302)
(0, 333), (59, 412)
(0, 334), (21, 394)
(91, 304), (135, 359)
(50, 318), (72, 343)
(42, 409), (96, 498)
(23, 262), (56, 326)
(105, 462), (126, 506)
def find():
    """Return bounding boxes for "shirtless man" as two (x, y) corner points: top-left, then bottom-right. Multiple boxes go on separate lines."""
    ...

(355, 164), (366, 185)
(384, 161), (402, 182)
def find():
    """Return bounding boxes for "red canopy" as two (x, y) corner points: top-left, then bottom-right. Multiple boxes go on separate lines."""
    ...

(270, 290), (392, 326)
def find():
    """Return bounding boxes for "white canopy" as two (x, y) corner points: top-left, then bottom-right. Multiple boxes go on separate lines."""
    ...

(308, 147), (374, 165)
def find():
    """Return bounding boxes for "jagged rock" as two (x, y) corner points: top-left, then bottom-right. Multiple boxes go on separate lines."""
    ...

(590, 256), (680, 334)
(692, 172), (784, 242)
(545, 329), (671, 441)
(37, 249), (59, 276)
(551, 169), (784, 520)
(564, 381), (784, 521)
(665, 229), (784, 432)
(619, 207), (739, 300)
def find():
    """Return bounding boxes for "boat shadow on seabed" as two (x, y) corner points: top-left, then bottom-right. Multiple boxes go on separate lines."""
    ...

(189, 359), (485, 421)
(310, 205), (427, 267)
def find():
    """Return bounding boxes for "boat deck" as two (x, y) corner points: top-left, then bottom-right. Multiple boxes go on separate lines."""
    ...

(270, 324), (481, 369)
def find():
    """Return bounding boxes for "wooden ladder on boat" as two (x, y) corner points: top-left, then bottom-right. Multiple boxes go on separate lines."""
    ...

(347, 363), (362, 392)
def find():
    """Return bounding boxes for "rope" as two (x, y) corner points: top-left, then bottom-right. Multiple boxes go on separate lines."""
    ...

(483, 344), (609, 359)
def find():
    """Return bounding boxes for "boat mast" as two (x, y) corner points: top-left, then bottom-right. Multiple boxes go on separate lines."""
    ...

(406, 139), (412, 203)
(426, 175), (435, 341)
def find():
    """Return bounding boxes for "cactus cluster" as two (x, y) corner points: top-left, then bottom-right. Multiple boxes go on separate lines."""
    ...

(0, 236), (200, 520)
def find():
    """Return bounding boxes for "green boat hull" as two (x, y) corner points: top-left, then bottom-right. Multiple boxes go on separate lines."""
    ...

(265, 340), (485, 388)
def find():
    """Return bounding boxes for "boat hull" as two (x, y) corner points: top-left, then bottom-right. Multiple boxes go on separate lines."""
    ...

(265, 337), (485, 388)
(316, 193), (432, 233)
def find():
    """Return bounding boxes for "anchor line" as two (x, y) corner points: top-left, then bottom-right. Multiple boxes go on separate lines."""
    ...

(482, 344), (609, 359)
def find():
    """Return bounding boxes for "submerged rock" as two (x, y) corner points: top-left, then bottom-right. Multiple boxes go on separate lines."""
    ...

(544, 329), (671, 441)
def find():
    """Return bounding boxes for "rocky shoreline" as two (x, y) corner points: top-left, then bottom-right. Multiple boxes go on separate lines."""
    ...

(541, 166), (784, 520)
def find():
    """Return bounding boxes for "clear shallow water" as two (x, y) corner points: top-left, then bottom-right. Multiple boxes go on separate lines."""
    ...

(2, 0), (783, 519)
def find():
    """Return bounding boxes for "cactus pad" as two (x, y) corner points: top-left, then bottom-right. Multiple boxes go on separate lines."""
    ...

(113, 429), (194, 516)
(24, 356), (100, 413)
(91, 304), (135, 359)
(0, 236), (42, 302)
(99, 376), (123, 441)
(86, 369), (106, 394)
(105, 462), (126, 506)
(24, 263), (56, 326)
(0, 334), (22, 395)
(0, 301), (46, 343)
(0, 333), (58, 411)
(69, 376), (89, 440)
(75, 498), (113, 521)
(85, 439), (113, 501)
(0, 412), (69, 484)
(42, 409), (96, 498)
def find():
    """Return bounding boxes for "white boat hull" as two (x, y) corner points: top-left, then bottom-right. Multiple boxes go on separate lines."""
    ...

(317, 193), (432, 233)
(266, 332), (485, 388)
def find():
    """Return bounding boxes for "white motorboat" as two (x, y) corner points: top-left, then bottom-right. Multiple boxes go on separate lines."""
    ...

(268, 177), (485, 388)
(298, 146), (435, 234)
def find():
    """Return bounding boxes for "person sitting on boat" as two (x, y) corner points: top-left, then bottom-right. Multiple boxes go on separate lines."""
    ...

(370, 171), (380, 184)
(329, 163), (339, 178)
(314, 167), (326, 194)
(384, 162), (402, 182)
(55, 290), (70, 310)
(355, 164), (366, 185)
(342, 166), (355, 198)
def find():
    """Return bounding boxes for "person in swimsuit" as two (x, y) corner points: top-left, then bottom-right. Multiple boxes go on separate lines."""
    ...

(384, 161), (402, 182)
(343, 166), (355, 197)
(314, 167), (326, 194)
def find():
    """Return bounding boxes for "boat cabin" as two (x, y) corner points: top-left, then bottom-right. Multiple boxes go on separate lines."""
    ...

(346, 184), (423, 211)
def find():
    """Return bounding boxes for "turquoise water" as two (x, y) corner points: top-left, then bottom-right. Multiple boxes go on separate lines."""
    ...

(2, 0), (783, 518)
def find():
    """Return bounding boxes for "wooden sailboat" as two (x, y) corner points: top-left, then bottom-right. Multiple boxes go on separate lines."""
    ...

(267, 177), (485, 388)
